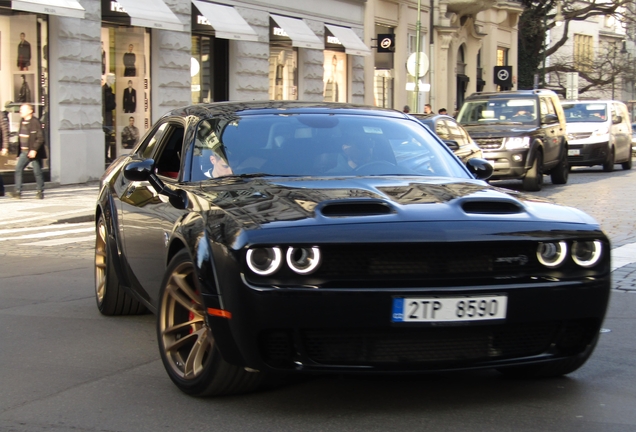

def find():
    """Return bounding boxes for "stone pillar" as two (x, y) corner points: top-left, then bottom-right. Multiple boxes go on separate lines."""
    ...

(394, 3), (408, 111)
(363, 0), (376, 105)
(48, 0), (103, 185)
(151, 0), (191, 122)
(230, 7), (269, 101)
(351, 26), (365, 104)
(300, 20), (325, 102)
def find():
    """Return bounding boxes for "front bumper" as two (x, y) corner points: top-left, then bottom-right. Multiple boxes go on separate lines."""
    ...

(204, 276), (611, 374)
(482, 149), (529, 180)
(567, 141), (609, 166)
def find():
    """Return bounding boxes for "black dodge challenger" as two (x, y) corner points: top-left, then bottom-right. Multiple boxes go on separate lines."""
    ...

(95, 101), (610, 397)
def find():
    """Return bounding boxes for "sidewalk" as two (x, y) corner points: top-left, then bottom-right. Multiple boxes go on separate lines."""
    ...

(0, 181), (99, 227)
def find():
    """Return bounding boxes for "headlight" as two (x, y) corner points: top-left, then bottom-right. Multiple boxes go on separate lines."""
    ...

(246, 247), (282, 275)
(286, 247), (321, 274)
(592, 126), (609, 137)
(503, 136), (530, 149)
(537, 241), (567, 267)
(572, 240), (603, 267)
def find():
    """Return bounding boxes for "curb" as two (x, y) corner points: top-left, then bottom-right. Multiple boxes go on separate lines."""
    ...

(53, 214), (95, 224)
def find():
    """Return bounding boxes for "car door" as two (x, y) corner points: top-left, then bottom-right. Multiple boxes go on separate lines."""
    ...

(539, 96), (562, 165)
(120, 119), (189, 304)
(612, 102), (630, 162)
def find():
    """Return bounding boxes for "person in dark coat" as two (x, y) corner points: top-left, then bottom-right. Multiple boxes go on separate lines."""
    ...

(17, 75), (31, 103)
(17, 33), (31, 71)
(123, 44), (136, 77)
(10, 104), (45, 199)
(123, 80), (136, 113)
(0, 108), (10, 196)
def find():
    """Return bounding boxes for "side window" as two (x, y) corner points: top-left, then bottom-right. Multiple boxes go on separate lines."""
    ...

(140, 123), (169, 160)
(446, 121), (468, 146)
(435, 121), (450, 140)
(155, 124), (185, 179)
(540, 97), (556, 116)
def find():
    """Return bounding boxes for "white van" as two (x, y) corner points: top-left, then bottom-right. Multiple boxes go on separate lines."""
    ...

(562, 100), (632, 171)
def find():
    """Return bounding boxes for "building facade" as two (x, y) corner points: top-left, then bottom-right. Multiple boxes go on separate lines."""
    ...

(0, 0), (524, 186)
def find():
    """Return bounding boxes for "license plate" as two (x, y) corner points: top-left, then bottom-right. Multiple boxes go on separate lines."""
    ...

(568, 149), (580, 156)
(392, 295), (507, 322)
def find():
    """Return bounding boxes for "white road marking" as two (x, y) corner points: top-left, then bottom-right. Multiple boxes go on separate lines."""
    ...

(0, 222), (93, 235)
(0, 209), (92, 226)
(611, 243), (636, 271)
(18, 235), (95, 247)
(0, 227), (94, 241)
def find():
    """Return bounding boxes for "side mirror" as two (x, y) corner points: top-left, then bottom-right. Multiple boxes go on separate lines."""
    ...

(443, 140), (460, 151)
(123, 159), (154, 182)
(542, 114), (559, 125)
(466, 158), (493, 180)
(123, 159), (188, 210)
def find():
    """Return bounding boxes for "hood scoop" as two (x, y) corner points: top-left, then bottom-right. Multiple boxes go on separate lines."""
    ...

(461, 200), (523, 215)
(320, 201), (394, 218)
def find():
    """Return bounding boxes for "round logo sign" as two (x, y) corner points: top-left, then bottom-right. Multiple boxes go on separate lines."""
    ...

(380, 37), (392, 49)
(497, 69), (510, 82)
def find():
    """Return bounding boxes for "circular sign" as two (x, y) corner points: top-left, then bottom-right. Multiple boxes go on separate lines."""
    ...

(380, 37), (392, 50)
(406, 52), (429, 78)
(497, 68), (510, 82)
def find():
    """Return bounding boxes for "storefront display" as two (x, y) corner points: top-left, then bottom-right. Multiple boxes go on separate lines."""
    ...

(269, 47), (298, 101)
(0, 10), (48, 174)
(101, 26), (150, 160)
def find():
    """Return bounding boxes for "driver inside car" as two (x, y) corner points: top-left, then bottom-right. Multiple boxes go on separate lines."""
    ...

(342, 139), (374, 169)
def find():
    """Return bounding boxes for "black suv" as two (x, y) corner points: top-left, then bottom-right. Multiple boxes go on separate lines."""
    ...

(457, 90), (569, 191)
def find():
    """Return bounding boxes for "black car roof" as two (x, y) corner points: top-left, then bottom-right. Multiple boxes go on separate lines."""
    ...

(162, 101), (410, 120)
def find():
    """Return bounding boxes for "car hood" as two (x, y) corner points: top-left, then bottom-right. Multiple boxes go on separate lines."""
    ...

(460, 124), (539, 138)
(566, 122), (606, 134)
(194, 176), (597, 234)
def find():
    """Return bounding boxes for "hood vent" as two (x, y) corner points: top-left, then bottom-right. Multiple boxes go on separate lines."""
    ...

(462, 200), (523, 215)
(320, 202), (393, 217)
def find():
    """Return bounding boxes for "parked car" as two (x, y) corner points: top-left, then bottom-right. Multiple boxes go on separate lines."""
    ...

(457, 89), (569, 191)
(561, 100), (632, 171)
(96, 101), (610, 397)
(410, 113), (483, 163)
(630, 122), (636, 156)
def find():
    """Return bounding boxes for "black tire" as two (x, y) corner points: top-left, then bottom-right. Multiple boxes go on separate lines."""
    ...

(95, 215), (146, 316)
(157, 249), (264, 397)
(602, 147), (615, 172)
(550, 151), (569, 185)
(497, 335), (599, 378)
(523, 151), (543, 191)
(622, 155), (632, 170)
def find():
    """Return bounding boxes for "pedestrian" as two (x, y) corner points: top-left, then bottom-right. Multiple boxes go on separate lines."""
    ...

(9, 103), (46, 199)
(403, 105), (410, 113)
(0, 106), (10, 196)
(423, 104), (433, 115)
(438, 108), (447, 115)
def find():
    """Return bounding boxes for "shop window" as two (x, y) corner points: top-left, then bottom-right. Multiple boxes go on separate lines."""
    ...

(269, 47), (298, 101)
(323, 51), (347, 102)
(0, 10), (49, 174)
(191, 35), (228, 104)
(101, 26), (151, 162)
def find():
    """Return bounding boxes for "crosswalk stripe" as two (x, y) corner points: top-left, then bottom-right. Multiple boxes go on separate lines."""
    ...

(0, 227), (94, 241)
(0, 222), (93, 235)
(18, 235), (96, 247)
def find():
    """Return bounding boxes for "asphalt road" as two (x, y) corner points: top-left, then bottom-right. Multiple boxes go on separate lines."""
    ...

(1, 167), (636, 431)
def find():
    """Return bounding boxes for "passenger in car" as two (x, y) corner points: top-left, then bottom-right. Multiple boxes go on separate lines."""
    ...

(204, 152), (233, 178)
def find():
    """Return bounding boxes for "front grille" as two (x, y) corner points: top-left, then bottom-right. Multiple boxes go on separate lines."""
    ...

(315, 243), (538, 281)
(259, 320), (599, 368)
(474, 138), (503, 150)
(569, 132), (592, 140)
(301, 323), (557, 365)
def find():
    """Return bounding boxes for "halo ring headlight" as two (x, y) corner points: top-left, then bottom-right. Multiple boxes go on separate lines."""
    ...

(537, 241), (567, 268)
(572, 240), (603, 268)
(246, 247), (282, 276)
(286, 247), (321, 274)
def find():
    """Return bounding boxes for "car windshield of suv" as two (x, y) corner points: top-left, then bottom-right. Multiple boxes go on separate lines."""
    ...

(191, 114), (470, 180)
(562, 103), (607, 123)
(457, 98), (538, 125)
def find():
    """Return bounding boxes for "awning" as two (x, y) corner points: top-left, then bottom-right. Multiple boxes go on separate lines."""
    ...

(113, 0), (185, 32)
(270, 14), (323, 50)
(11, 0), (85, 19)
(192, 0), (258, 41)
(325, 24), (371, 56)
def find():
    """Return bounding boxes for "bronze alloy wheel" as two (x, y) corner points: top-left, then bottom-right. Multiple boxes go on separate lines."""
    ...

(95, 217), (108, 307)
(159, 261), (212, 380)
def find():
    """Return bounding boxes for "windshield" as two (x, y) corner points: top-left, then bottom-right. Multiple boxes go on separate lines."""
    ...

(562, 103), (608, 123)
(191, 114), (470, 181)
(457, 98), (538, 125)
